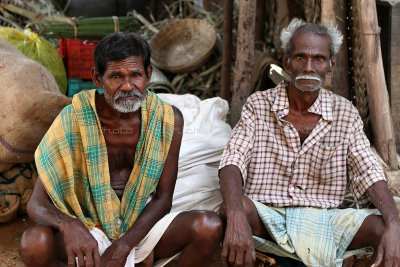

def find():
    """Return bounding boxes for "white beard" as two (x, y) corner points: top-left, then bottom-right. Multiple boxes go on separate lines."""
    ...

(104, 89), (146, 113)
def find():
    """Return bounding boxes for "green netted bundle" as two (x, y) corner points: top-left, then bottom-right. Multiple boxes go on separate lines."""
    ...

(0, 27), (67, 94)
(40, 16), (141, 40)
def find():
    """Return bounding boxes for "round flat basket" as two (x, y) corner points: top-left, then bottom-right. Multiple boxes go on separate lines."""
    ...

(150, 18), (216, 74)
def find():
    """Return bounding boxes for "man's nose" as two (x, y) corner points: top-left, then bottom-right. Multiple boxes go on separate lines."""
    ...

(303, 58), (315, 73)
(120, 77), (134, 91)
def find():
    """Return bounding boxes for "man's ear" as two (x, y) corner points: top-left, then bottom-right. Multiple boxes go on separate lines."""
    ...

(282, 52), (290, 71)
(328, 56), (336, 74)
(91, 68), (103, 88)
(146, 65), (153, 81)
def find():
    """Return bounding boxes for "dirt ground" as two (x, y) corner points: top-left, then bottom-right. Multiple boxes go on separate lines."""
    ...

(0, 215), (34, 267)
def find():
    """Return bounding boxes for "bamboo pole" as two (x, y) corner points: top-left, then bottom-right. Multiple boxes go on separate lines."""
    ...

(230, 0), (256, 126)
(356, 0), (398, 170)
(220, 0), (234, 101)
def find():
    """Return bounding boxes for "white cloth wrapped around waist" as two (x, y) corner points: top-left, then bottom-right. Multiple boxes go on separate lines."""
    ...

(82, 212), (181, 267)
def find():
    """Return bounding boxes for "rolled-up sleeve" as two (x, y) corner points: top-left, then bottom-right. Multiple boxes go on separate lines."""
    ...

(347, 113), (386, 205)
(219, 98), (256, 184)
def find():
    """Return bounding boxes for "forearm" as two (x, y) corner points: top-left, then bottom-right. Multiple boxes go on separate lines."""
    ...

(219, 165), (246, 219)
(27, 179), (80, 231)
(368, 180), (400, 225)
(118, 196), (171, 249)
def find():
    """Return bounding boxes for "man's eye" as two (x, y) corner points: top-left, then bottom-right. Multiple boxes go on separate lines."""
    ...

(295, 56), (303, 61)
(111, 74), (119, 78)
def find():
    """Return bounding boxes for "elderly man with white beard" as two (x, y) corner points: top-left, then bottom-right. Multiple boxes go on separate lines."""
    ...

(218, 19), (400, 266)
(19, 32), (222, 267)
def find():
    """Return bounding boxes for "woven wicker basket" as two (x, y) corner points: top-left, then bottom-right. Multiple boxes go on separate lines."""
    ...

(150, 18), (216, 73)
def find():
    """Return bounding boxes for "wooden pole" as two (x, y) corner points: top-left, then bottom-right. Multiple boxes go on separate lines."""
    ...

(356, 0), (398, 170)
(321, 0), (335, 22)
(230, 0), (256, 126)
(220, 0), (233, 101)
(321, 0), (350, 99)
(255, 0), (266, 43)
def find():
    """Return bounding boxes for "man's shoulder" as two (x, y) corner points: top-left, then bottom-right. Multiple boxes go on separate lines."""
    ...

(171, 105), (183, 129)
(322, 89), (360, 117)
(246, 87), (276, 108)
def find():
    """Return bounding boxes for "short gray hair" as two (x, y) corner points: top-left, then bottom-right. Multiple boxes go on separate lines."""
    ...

(280, 18), (343, 57)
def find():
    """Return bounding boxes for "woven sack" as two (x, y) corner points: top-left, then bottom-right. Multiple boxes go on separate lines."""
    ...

(0, 162), (37, 223)
(150, 18), (216, 73)
(0, 38), (71, 172)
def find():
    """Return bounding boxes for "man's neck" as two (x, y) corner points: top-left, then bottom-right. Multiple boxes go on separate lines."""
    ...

(286, 83), (320, 113)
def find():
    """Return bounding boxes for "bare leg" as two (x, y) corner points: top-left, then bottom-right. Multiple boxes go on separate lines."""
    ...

(347, 214), (385, 265)
(219, 195), (271, 240)
(154, 210), (222, 267)
(19, 225), (67, 267)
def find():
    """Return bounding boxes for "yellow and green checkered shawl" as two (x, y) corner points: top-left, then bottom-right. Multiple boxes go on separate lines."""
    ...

(35, 89), (174, 241)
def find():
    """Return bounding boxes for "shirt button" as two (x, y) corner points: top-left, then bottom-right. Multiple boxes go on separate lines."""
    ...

(288, 184), (294, 192)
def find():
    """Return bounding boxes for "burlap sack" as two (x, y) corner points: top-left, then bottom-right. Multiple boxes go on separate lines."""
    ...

(0, 162), (37, 222)
(0, 38), (71, 172)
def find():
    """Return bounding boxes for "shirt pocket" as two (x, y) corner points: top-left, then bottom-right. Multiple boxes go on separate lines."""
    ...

(309, 142), (346, 185)
(310, 143), (339, 166)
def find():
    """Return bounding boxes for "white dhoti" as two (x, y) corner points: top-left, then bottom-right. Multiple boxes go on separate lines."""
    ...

(88, 212), (181, 267)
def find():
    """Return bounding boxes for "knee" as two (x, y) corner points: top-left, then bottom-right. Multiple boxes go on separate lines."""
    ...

(191, 211), (223, 245)
(20, 225), (56, 266)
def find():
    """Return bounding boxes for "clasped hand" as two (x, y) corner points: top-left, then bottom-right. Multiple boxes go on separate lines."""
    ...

(60, 220), (131, 267)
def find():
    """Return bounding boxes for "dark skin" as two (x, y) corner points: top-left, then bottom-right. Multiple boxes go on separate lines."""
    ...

(219, 30), (400, 267)
(21, 56), (222, 267)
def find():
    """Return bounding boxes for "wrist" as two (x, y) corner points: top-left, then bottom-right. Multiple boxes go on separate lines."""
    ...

(386, 217), (400, 227)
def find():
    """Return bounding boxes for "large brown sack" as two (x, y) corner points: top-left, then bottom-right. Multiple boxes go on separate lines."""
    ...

(0, 38), (71, 172)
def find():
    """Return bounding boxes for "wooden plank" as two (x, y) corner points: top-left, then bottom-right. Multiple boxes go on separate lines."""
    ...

(220, 0), (234, 101)
(356, 0), (398, 170)
(230, 0), (256, 126)
(391, 3), (400, 153)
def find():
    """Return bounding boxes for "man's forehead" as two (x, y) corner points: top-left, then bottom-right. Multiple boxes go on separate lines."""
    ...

(105, 56), (144, 71)
(290, 30), (331, 54)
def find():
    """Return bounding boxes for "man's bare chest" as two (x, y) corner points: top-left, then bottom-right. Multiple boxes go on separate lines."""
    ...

(101, 121), (141, 198)
(283, 112), (321, 144)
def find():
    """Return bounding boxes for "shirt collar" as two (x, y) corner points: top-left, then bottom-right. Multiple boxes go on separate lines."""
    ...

(269, 81), (334, 121)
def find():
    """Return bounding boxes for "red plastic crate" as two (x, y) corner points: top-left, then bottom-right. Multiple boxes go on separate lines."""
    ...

(63, 39), (99, 79)
(58, 38), (67, 67)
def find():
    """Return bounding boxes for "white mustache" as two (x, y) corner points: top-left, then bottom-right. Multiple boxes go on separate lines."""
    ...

(114, 90), (143, 101)
(295, 75), (321, 83)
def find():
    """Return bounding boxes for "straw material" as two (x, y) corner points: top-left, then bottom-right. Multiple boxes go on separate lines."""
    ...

(150, 18), (216, 73)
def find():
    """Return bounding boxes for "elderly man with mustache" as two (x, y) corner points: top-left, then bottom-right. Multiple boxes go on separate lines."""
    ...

(19, 32), (222, 267)
(219, 18), (400, 267)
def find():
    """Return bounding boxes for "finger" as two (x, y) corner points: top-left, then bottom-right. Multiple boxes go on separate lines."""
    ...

(221, 240), (229, 260)
(77, 252), (85, 267)
(235, 248), (244, 266)
(93, 248), (100, 267)
(244, 249), (253, 267)
(85, 252), (94, 267)
(228, 246), (236, 265)
(67, 252), (76, 267)
(372, 243), (384, 267)
(252, 248), (256, 262)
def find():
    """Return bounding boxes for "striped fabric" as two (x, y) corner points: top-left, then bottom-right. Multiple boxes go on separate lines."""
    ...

(35, 89), (174, 241)
(252, 200), (375, 266)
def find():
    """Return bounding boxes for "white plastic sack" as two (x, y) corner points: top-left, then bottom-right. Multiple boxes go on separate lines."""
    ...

(157, 94), (231, 212)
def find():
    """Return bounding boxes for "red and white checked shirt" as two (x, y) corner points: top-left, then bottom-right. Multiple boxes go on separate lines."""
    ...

(219, 82), (385, 208)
